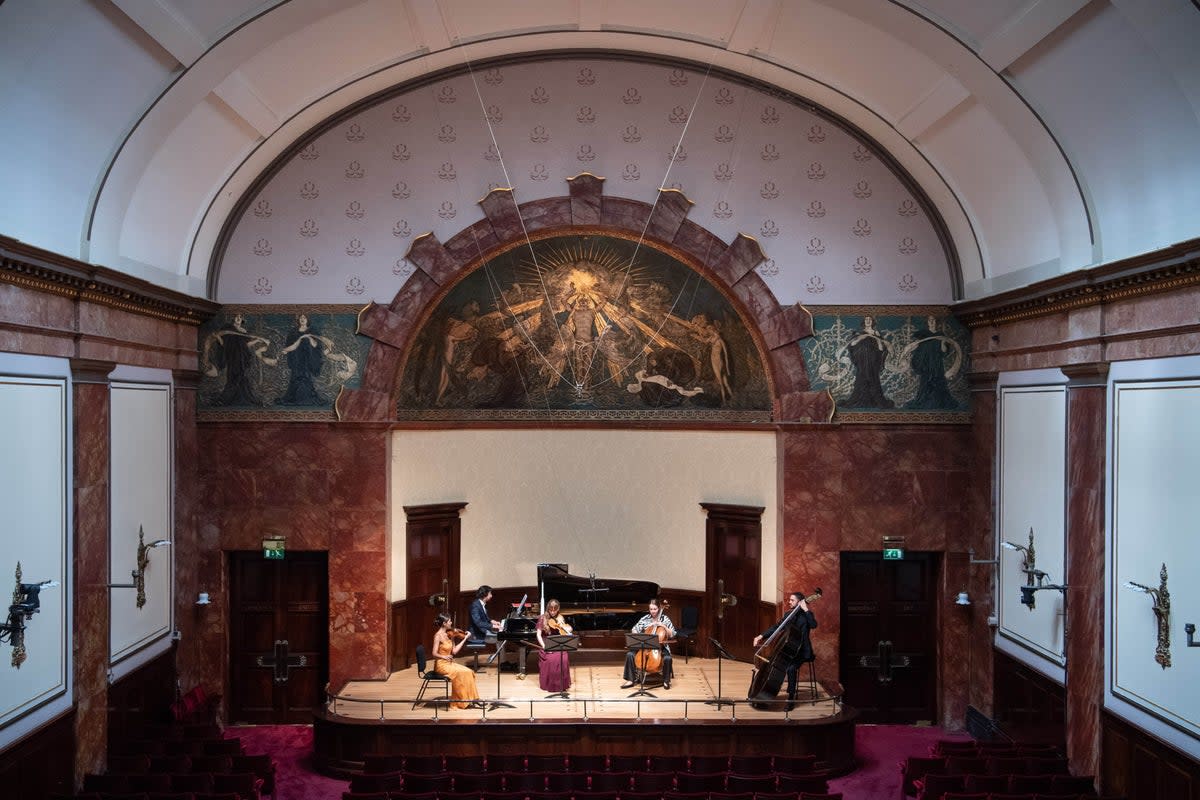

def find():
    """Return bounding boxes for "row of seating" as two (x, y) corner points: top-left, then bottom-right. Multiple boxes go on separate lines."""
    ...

(934, 795), (1124, 800)
(350, 772), (831, 796)
(929, 740), (1063, 757)
(342, 792), (843, 800)
(913, 773), (1097, 799)
(364, 754), (823, 776)
(109, 739), (245, 758)
(80, 772), (263, 799)
(104, 754), (271, 777)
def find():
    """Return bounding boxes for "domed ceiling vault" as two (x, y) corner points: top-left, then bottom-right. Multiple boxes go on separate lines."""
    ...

(2, 1), (1198, 306)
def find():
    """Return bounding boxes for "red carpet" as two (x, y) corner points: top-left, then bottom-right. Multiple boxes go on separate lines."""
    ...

(230, 722), (970, 800)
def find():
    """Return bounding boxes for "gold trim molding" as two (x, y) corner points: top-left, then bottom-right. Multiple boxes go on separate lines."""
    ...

(0, 236), (219, 326)
(955, 239), (1200, 329)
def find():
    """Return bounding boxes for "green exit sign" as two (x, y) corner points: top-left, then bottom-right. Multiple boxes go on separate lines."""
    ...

(263, 537), (285, 560)
(883, 547), (905, 560)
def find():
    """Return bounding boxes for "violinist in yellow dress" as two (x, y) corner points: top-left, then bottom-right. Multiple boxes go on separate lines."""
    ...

(535, 599), (573, 693)
(432, 613), (480, 709)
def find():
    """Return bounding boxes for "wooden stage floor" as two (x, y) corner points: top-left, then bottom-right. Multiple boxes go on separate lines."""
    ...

(329, 656), (843, 722)
(314, 655), (858, 777)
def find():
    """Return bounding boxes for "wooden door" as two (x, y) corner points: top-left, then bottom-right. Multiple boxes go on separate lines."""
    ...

(229, 551), (328, 724)
(839, 551), (938, 723)
(703, 503), (763, 663)
(404, 503), (464, 661)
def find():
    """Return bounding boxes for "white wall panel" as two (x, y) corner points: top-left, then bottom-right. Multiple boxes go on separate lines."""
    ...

(997, 382), (1067, 669)
(1110, 375), (1200, 743)
(389, 429), (777, 602)
(109, 382), (174, 663)
(0, 364), (69, 741)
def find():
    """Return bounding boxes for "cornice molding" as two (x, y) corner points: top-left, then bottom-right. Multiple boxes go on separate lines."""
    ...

(0, 236), (219, 326)
(954, 239), (1200, 328)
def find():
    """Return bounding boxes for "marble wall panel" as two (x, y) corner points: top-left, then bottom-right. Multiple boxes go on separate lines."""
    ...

(0, 282), (76, 329)
(521, 197), (572, 230)
(567, 175), (603, 225)
(671, 221), (728, 269)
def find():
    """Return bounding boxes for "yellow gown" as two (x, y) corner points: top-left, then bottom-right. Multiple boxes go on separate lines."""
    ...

(433, 637), (479, 709)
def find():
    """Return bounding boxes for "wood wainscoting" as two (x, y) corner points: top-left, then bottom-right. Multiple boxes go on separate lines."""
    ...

(1102, 709), (1200, 800)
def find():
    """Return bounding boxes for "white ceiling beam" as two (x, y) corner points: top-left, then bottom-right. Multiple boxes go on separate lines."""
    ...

(978, 0), (1090, 72)
(109, 0), (205, 66)
(895, 73), (970, 141)
(724, 0), (782, 54)
(212, 71), (279, 138)
(407, 0), (454, 50)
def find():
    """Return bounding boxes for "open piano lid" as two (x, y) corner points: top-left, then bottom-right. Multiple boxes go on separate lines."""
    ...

(537, 563), (658, 611)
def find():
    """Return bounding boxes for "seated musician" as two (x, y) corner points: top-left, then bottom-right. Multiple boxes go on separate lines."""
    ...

(620, 598), (675, 689)
(468, 584), (502, 643)
(752, 591), (817, 706)
(535, 598), (573, 693)
(432, 613), (480, 709)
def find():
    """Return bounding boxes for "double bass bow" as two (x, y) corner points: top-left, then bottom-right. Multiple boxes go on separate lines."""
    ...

(747, 589), (822, 708)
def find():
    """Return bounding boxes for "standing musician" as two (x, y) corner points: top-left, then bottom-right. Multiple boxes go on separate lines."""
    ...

(432, 613), (480, 709)
(535, 598), (573, 693)
(753, 591), (818, 706)
(620, 598), (675, 689)
(469, 585), (503, 644)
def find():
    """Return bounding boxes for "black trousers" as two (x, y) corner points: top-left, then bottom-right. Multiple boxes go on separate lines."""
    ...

(623, 649), (673, 684)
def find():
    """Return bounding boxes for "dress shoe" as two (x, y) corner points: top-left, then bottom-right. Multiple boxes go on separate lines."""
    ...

(663, 682), (670, 690)
(620, 680), (635, 689)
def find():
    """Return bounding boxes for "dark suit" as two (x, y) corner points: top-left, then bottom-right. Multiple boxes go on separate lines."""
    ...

(469, 599), (494, 643)
(759, 606), (817, 700)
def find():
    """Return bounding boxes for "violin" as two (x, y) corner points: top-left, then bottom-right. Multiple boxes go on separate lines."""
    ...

(448, 627), (470, 641)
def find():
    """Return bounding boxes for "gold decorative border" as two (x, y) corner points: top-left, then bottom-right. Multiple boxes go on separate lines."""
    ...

(395, 408), (773, 423)
(0, 236), (219, 326)
(955, 241), (1200, 329)
(833, 410), (971, 425)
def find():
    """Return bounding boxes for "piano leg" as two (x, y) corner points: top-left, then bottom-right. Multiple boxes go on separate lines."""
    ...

(517, 643), (527, 679)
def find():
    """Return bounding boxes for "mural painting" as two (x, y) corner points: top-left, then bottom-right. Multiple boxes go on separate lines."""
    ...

(197, 308), (370, 417)
(801, 309), (971, 421)
(396, 233), (771, 419)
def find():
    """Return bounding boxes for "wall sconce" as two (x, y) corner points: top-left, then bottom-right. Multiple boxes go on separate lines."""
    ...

(196, 592), (211, 606)
(1002, 527), (1038, 609)
(109, 526), (171, 609)
(1124, 563), (1171, 669)
(0, 562), (60, 669)
(955, 591), (971, 606)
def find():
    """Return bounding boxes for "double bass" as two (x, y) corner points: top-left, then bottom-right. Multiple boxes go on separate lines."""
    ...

(747, 589), (822, 709)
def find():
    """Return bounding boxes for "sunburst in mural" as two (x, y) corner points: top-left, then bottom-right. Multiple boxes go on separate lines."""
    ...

(397, 233), (770, 417)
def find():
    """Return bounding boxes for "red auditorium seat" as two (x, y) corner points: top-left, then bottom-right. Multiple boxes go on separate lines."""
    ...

(941, 793), (988, 800)
(946, 755), (990, 776)
(170, 772), (214, 793)
(192, 793), (242, 800)
(452, 771), (507, 793)
(544, 772), (591, 793)
(444, 754), (487, 774)
(567, 754), (608, 772)
(773, 754), (818, 774)
(341, 793), (389, 800)
(108, 754), (152, 773)
(609, 755), (649, 772)
(799, 793), (845, 800)
(726, 774), (777, 794)
(189, 755), (233, 774)
(525, 754), (568, 772)
(989, 793), (1036, 800)
(1008, 774), (1056, 794)
(900, 755), (948, 798)
(211, 771), (263, 800)
(673, 771), (726, 794)
(83, 774), (130, 793)
(361, 754), (405, 774)
(963, 773), (1010, 793)
(688, 755), (730, 774)
(649, 755), (689, 773)
(230, 754), (276, 799)
(729, 755), (773, 775)
(403, 754), (446, 775)
(486, 754), (527, 773)
(590, 771), (634, 793)
(145, 793), (195, 800)
(1050, 774), (1098, 794)
(633, 772), (677, 793)
(348, 771), (404, 793)
(126, 774), (173, 792)
(915, 772), (964, 800)
(1026, 757), (1070, 775)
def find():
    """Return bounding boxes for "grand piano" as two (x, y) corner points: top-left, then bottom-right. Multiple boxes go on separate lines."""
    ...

(495, 564), (659, 675)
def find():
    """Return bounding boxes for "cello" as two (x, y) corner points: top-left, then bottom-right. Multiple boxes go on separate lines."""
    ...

(634, 599), (671, 678)
(747, 589), (821, 709)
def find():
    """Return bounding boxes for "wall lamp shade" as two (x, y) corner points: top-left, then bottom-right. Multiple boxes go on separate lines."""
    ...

(196, 592), (211, 605)
(955, 591), (971, 606)
(1, 563), (59, 668)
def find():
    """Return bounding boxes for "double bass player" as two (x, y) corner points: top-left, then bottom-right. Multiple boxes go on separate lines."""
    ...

(752, 590), (818, 708)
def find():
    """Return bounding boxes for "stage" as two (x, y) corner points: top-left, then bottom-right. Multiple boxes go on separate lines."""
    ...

(312, 655), (858, 778)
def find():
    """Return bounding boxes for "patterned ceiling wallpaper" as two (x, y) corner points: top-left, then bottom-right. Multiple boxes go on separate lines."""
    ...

(218, 56), (953, 307)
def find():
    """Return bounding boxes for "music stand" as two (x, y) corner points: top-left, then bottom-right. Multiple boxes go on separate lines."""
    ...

(542, 634), (579, 699)
(624, 632), (661, 698)
(705, 637), (737, 709)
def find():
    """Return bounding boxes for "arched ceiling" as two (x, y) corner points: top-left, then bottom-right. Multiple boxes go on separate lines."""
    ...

(1, 0), (1197, 306)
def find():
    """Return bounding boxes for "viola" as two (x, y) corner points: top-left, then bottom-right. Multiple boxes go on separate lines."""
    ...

(545, 614), (573, 634)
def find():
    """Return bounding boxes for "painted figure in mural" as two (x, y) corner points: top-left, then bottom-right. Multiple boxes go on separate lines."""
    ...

(546, 285), (608, 390)
(843, 315), (894, 408)
(689, 313), (732, 404)
(436, 301), (484, 404)
(202, 313), (275, 406)
(278, 314), (330, 405)
(467, 326), (532, 408)
(903, 315), (962, 409)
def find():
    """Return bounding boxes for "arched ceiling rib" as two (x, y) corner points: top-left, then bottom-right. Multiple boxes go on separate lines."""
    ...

(1, 0), (1197, 304)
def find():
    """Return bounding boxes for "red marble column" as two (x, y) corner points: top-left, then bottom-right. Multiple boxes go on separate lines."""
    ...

(1062, 363), (1108, 778)
(172, 371), (208, 711)
(966, 372), (998, 718)
(70, 359), (114, 787)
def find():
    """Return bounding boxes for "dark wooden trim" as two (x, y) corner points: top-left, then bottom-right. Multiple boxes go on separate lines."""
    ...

(0, 235), (219, 324)
(0, 709), (75, 800)
(991, 648), (1065, 747)
(1102, 709), (1200, 800)
(312, 706), (859, 778)
(107, 646), (178, 748)
(954, 238), (1200, 328)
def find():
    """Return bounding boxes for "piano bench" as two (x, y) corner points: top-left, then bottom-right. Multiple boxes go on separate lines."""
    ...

(465, 640), (488, 672)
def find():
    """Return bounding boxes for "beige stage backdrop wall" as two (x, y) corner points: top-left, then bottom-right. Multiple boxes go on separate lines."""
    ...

(390, 429), (778, 603)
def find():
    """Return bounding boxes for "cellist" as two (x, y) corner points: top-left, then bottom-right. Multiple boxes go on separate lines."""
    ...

(620, 598), (676, 689)
(752, 591), (818, 707)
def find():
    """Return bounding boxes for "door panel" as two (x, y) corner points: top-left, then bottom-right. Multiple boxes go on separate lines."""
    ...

(704, 504), (763, 663)
(839, 551), (938, 724)
(229, 551), (329, 724)
(403, 504), (464, 663)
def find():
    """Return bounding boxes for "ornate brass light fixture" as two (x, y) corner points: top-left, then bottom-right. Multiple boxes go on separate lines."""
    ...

(0, 562), (60, 668)
(109, 526), (171, 608)
(1124, 563), (1172, 669)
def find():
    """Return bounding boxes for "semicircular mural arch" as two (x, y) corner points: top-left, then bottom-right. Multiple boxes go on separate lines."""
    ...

(396, 229), (771, 421)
